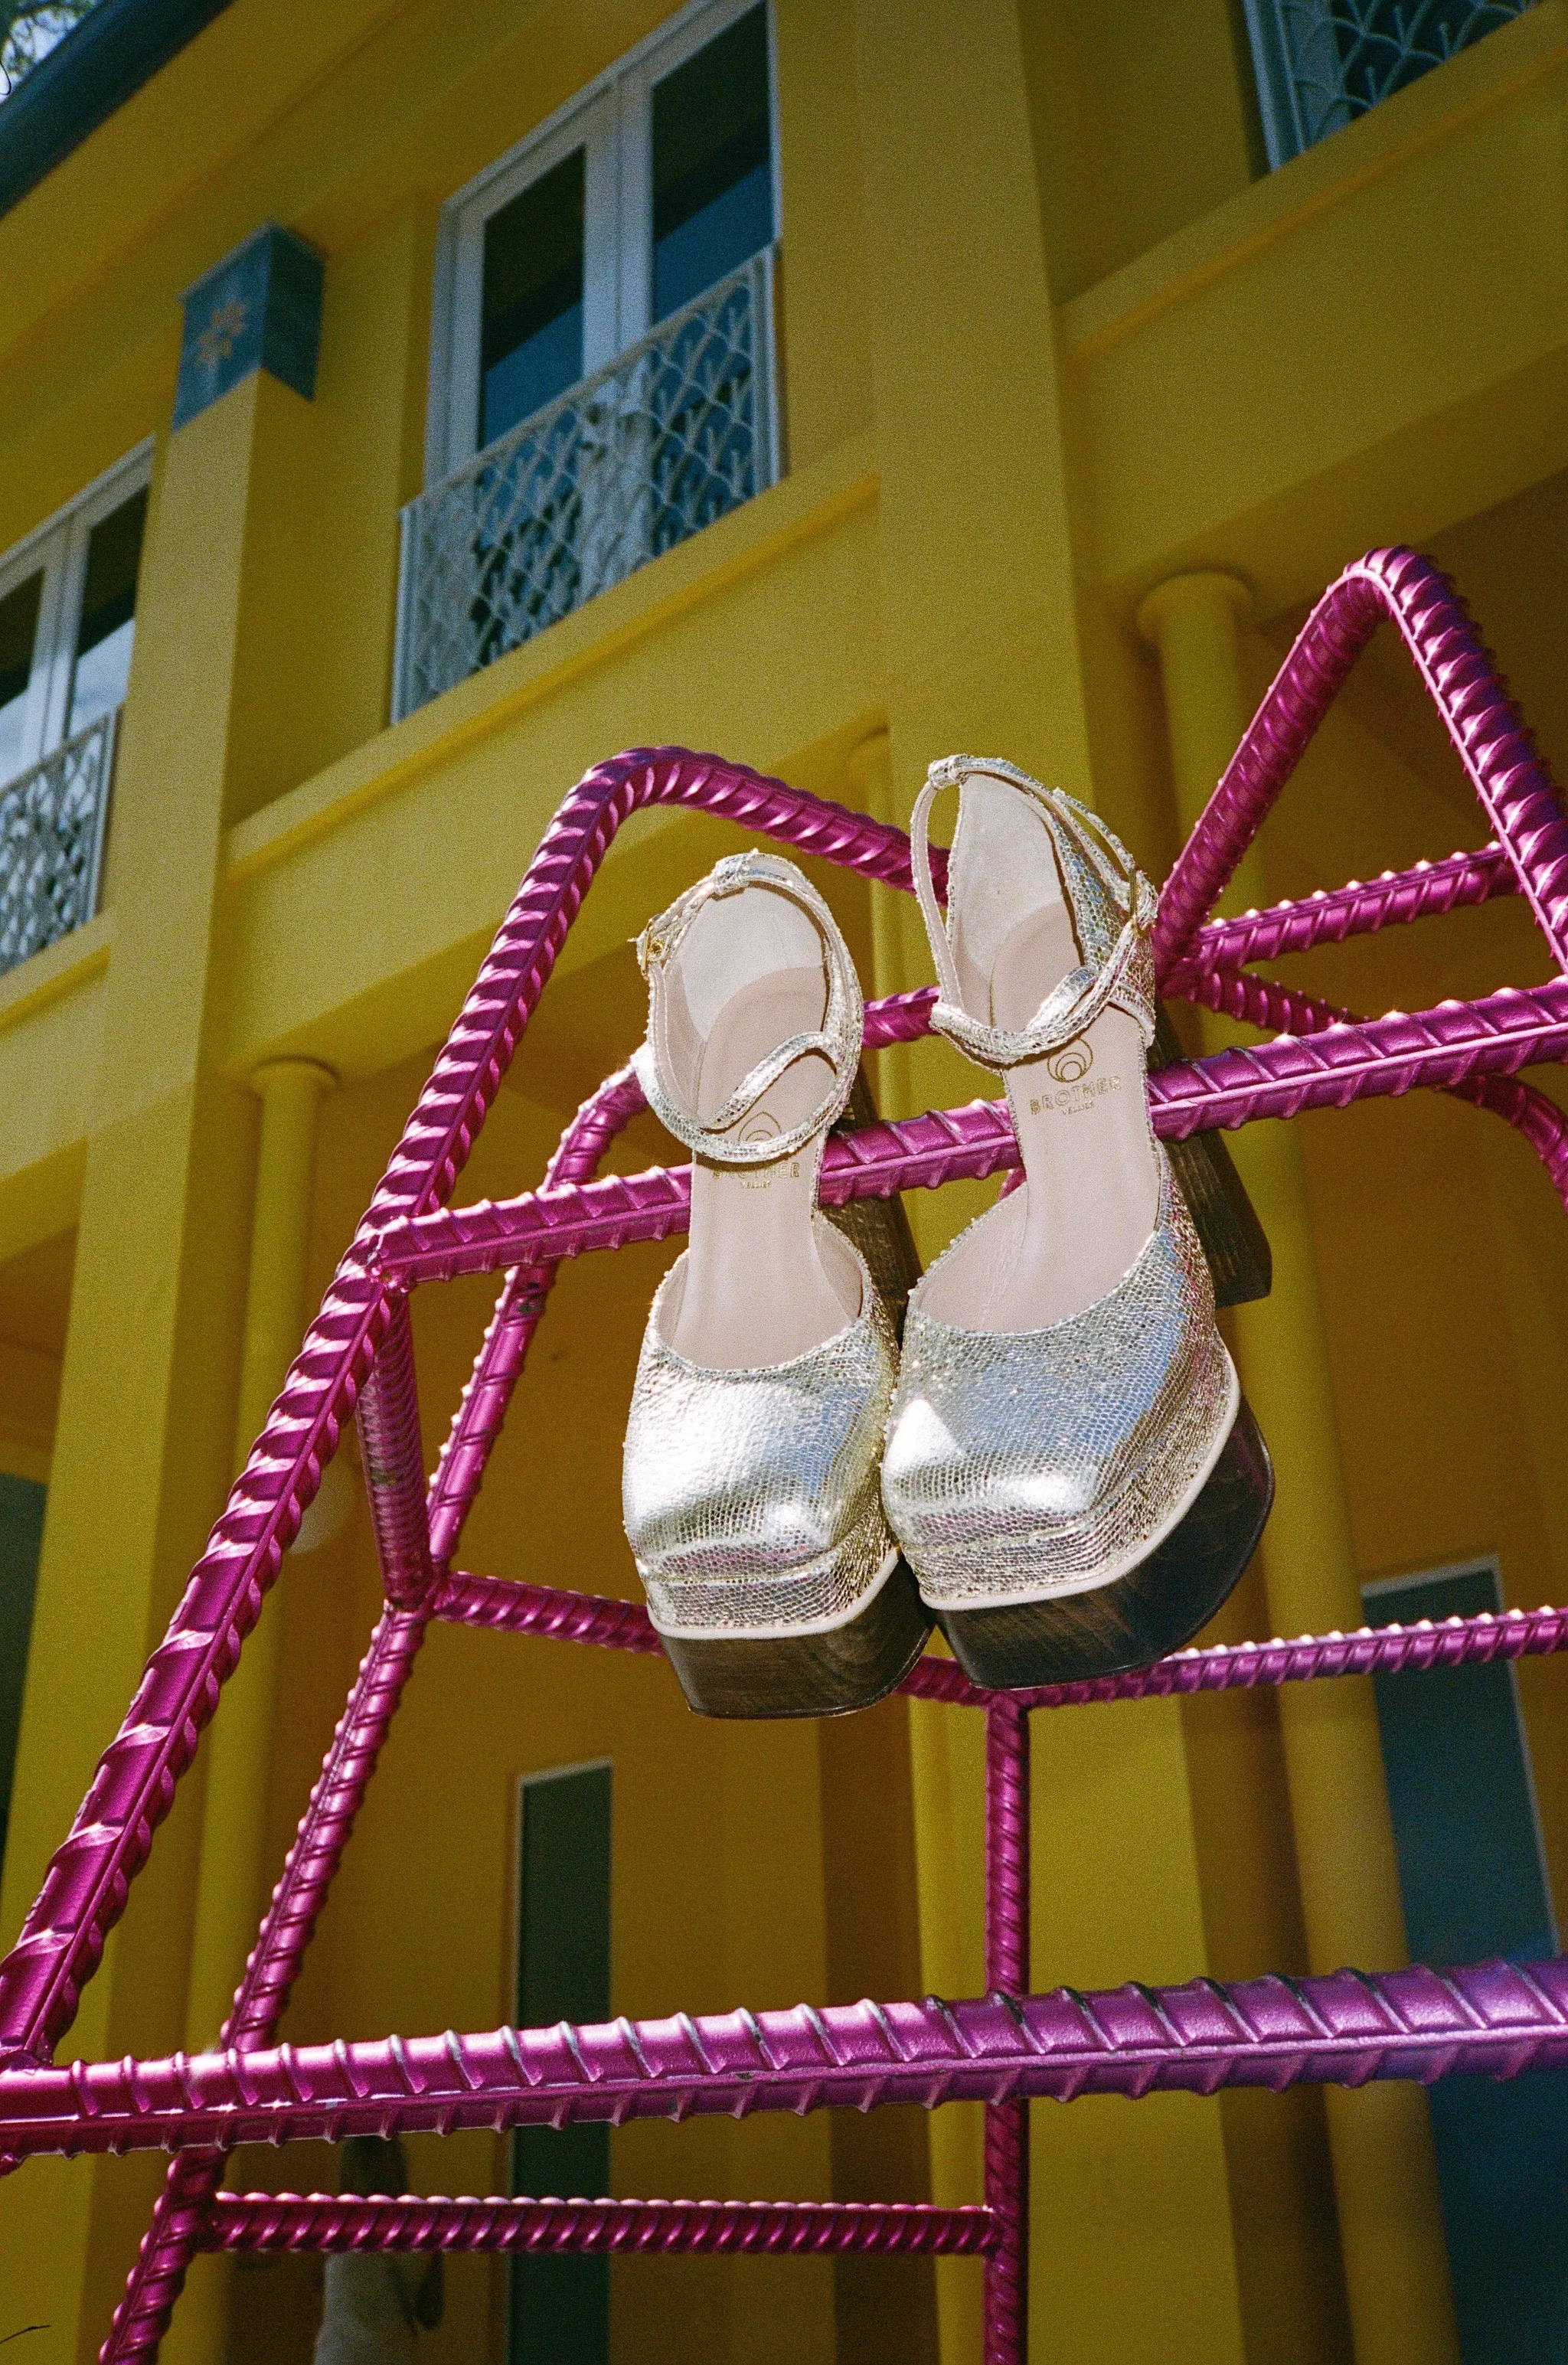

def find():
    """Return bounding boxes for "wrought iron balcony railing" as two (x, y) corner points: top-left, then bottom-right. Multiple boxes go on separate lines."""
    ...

(1243, 0), (1539, 165)
(0, 707), (116, 978)
(394, 247), (781, 721)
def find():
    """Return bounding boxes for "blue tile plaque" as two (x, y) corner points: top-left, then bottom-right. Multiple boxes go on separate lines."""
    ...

(174, 222), (324, 428)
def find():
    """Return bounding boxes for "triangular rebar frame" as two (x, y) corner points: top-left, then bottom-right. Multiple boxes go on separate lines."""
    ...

(0, 549), (1566, 2365)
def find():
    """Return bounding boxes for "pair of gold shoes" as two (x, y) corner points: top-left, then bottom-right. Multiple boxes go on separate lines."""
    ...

(621, 757), (1273, 1719)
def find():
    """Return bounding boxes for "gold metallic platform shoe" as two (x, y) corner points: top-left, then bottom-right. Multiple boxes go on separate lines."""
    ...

(879, 759), (1273, 1688)
(622, 850), (932, 1719)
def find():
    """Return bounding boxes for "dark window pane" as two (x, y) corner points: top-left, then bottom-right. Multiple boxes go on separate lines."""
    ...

(0, 572), (42, 786)
(652, 5), (772, 321)
(0, 1475), (45, 1886)
(481, 150), (586, 449)
(68, 487), (147, 736)
(1367, 1565), (1568, 2364)
(511, 1762), (611, 2365)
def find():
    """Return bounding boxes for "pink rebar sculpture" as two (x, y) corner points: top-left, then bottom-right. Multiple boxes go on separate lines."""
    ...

(0, 547), (1564, 2365)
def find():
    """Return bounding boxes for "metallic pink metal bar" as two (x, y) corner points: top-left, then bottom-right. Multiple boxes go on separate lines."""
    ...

(355, 1295), (436, 1608)
(199, 2191), (998, 2258)
(1155, 548), (1568, 978)
(100, 1606), (432, 2360)
(12, 1957), (1568, 2160)
(426, 1064), (646, 1569)
(1167, 842), (1517, 986)
(431, 1570), (1568, 1710)
(1178, 964), (1568, 1212)
(983, 1703), (1030, 2365)
(368, 978), (1568, 1288)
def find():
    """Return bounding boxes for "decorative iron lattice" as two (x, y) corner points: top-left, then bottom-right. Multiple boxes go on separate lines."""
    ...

(0, 708), (116, 977)
(394, 250), (780, 720)
(1243, 0), (1540, 164)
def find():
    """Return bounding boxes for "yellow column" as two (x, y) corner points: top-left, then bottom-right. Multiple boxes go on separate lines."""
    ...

(0, 375), (300, 2362)
(1137, 572), (1461, 2365)
(850, 11), (1250, 2353)
(165, 1059), (332, 2363)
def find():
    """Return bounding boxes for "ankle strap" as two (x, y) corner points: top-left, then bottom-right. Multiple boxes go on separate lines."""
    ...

(632, 850), (864, 1166)
(909, 756), (1158, 1070)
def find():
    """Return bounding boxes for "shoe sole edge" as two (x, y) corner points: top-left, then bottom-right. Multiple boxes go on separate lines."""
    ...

(658, 1558), (934, 1720)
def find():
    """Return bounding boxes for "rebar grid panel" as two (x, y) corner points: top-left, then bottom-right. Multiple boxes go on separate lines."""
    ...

(0, 544), (1548, 2365)
(0, 708), (116, 977)
(198, 2193), (999, 2258)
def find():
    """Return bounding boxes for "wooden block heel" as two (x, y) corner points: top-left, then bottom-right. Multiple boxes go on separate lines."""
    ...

(659, 1560), (933, 1720)
(936, 1401), (1274, 1691)
(1153, 1009), (1272, 1310)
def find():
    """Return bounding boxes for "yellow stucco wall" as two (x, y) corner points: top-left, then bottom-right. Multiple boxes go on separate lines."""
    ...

(1, 2), (1566, 2360)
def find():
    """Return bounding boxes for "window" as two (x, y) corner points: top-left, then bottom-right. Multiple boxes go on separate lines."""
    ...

(0, 445), (150, 974)
(397, 0), (780, 717)
(1364, 1561), (1568, 2363)
(0, 447), (149, 789)
(511, 1759), (612, 2365)
(0, 1474), (45, 1884)
(1243, 0), (1540, 166)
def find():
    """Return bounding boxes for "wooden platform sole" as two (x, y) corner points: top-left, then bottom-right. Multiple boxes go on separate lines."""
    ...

(659, 1559), (934, 1720)
(936, 1400), (1274, 1690)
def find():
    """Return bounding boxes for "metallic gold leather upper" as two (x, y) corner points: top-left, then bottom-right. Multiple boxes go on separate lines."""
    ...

(623, 1226), (900, 1638)
(880, 1158), (1238, 1610)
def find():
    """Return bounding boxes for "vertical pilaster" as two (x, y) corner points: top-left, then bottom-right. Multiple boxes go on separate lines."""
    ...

(0, 361), (323, 2359)
(1138, 570), (1462, 2365)
(849, 11), (1246, 2360)
(168, 1054), (332, 2365)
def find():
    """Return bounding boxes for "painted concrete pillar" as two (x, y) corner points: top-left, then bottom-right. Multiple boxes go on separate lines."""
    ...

(0, 228), (330, 2359)
(0, 390), (270, 2362)
(186, 1054), (334, 2046)
(849, 12), (1247, 2359)
(166, 1058), (332, 2363)
(1138, 570), (1461, 2365)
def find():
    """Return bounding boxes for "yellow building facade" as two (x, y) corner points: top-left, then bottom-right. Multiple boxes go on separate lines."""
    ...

(1, 2), (1566, 2361)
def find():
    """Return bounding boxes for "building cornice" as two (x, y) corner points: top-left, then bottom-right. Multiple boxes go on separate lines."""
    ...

(0, 0), (234, 219)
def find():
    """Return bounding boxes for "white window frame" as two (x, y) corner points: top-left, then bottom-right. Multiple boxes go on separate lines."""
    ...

(0, 439), (154, 789)
(425, 0), (780, 485)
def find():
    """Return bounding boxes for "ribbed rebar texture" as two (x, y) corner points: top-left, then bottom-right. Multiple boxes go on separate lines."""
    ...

(1155, 548), (1568, 977)
(1165, 843), (1516, 988)
(100, 1606), (430, 2361)
(984, 1704), (1030, 2365)
(1181, 962), (1568, 1212)
(15, 1956), (1568, 2161)
(200, 2191), (998, 2257)
(426, 1064), (646, 1569)
(355, 1295), (435, 1608)
(433, 1570), (1568, 1712)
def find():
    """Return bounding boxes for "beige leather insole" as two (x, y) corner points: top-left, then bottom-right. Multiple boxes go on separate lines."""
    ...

(661, 963), (861, 1370)
(920, 875), (1160, 1335)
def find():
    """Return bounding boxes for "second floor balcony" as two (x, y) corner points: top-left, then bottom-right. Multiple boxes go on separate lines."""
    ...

(393, 246), (781, 721)
(0, 707), (116, 979)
